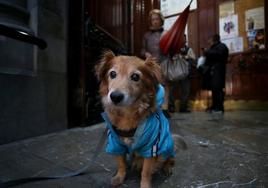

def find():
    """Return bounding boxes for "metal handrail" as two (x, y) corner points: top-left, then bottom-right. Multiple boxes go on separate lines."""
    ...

(0, 23), (47, 49)
(85, 18), (127, 54)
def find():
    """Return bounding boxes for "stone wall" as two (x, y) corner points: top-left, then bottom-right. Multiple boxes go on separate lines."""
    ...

(0, 0), (68, 144)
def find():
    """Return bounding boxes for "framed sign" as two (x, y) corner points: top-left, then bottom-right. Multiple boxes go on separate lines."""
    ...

(219, 1), (234, 18)
(219, 14), (239, 39)
(222, 37), (244, 54)
(245, 7), (265, 31)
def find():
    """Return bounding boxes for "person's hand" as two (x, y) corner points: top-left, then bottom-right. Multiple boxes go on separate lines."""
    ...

(145, 52), (152, 58)
(183, 55), (189, 59)
(202, 48), (208, 56)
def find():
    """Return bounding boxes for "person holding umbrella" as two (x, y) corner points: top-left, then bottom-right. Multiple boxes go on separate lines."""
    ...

(141, 2), (193, 117)
(141, 9), (171, 118)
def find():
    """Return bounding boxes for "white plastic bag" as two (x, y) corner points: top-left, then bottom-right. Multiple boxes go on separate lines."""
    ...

(197, 56), (206, 68)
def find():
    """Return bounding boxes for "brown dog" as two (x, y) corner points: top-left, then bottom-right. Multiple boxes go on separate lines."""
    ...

(95, 51), (185, 188)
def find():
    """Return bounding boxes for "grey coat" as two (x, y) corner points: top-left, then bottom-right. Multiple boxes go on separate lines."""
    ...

(141, 29), (168, 64)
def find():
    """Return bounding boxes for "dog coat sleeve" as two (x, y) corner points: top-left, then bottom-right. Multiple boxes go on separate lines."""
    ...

(132, 109), (175, 159)
(131, 84), (174, 158)
(101, 112), (129, 155)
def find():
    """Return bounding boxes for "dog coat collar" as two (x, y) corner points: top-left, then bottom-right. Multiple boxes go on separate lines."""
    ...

(112, 125), (137, 138)
(104, 84), (165, 139)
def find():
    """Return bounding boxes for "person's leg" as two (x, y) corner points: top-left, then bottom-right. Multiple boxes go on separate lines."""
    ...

(211, 88), (217, 111)
(179, 80), (185, 111)
(219, 89), (225, 112)
(212, 88), (224, 113)
(179, 78), (191, 112)
(168, 83), (176, 112)
(184, 78), (191, 110)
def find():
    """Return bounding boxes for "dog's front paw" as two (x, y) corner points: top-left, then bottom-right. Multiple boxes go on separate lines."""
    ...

(162, 166), (173, 176)
(111, 173), (125, 187)
(140, 180), (152, 188)
(162, 157), (175, 176)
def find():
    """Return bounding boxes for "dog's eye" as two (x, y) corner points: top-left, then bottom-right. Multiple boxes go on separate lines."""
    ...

(109, 71), (116, 79)
(131, 73), (140, 82)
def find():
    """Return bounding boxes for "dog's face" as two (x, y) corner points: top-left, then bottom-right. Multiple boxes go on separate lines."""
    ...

(95, 51), (162, 109)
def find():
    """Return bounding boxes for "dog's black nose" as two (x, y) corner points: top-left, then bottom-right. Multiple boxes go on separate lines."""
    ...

(110, 91), (124, 104)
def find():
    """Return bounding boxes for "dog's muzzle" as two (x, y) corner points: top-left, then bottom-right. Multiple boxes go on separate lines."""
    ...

(110, 91), (124, 105)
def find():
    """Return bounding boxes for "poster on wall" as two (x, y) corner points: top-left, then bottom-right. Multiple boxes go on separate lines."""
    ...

(161, 0), (197, 17)
(219, 1), (234, 18)
(222, 37), (243, 54)
(247, 29), (265, 49)
(245, 7), (265, 31)
(219, 14), (238, 39)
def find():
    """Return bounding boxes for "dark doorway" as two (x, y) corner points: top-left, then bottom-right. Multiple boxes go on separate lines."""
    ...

(67, 0), (128, 128)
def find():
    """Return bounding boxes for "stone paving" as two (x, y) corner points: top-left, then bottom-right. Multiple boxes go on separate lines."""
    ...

(0, 111), (267, 188)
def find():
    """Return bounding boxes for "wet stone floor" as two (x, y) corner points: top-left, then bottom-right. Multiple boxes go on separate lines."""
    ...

(0, 111), (267, 188)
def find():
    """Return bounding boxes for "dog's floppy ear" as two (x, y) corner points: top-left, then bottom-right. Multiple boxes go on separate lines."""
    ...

(144, 57), (163, 84)
(95, 50), (115, 80)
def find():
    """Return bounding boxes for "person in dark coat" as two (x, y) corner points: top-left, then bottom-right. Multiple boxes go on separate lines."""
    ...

(204, 34), (229, 113)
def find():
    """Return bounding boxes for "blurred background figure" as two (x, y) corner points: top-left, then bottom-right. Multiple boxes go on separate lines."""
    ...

(141, 9), (171, 118)
(169, 34), (196, 113)
(203, 34), (229, 113)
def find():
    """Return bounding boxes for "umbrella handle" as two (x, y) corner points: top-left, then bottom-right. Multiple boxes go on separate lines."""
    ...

(189, 0), (193, 6)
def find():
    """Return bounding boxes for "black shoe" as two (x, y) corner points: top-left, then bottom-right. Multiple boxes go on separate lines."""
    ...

(162, 110), (171, 119)
(179, 109), (191, 113)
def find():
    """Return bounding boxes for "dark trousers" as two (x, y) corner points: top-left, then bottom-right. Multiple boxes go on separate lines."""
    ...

(169, 77), (190, 111)
(211, 88), (224, 111)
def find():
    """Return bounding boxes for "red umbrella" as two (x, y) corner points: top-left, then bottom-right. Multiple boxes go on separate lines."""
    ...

(160, 0), (193, 56)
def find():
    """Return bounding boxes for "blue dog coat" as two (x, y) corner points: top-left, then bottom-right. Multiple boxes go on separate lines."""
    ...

(102, 84), (175, 159)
